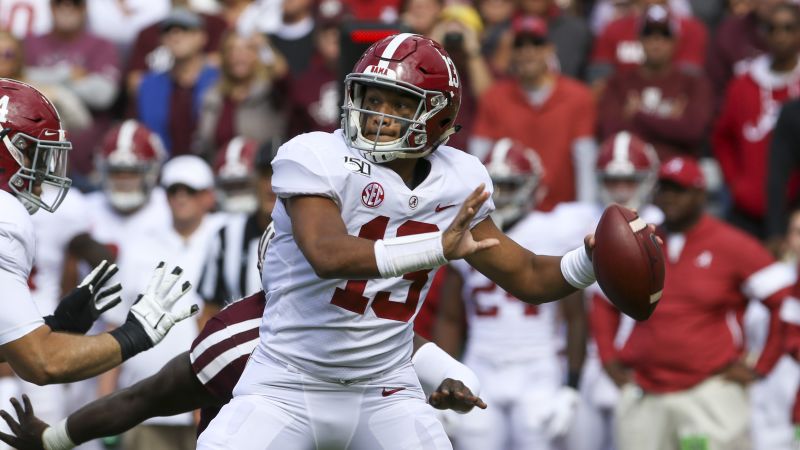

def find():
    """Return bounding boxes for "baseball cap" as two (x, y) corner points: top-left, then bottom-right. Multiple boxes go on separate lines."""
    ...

(512, 16), (548, 47)
(640, 5), (677, 38)
(161, 7), (203, 32)
(658, 157), (705, 189)
(161, 155), (214, 190)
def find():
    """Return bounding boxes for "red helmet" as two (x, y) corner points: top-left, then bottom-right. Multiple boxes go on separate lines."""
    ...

(596, 132), (659, 209)
(342, 33), (461, 163)
(97, 120), (165, 212)
(213, 137), (260, 213)
(0, 78), (71, 214)
(484, 138), (544, 228)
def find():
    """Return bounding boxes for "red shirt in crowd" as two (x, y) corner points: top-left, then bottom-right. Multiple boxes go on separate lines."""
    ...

(591, 13), (708, 78)
(598, 66), (713, 160)
(591, 215), (792, 393)
(712, 55), (800, 218)
(472, 76), (595, 211)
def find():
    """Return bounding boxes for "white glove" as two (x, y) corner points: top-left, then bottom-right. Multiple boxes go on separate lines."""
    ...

(544, 386), (580, 438)
(130, 262), (197, 345)
(110, 262), (198, 360)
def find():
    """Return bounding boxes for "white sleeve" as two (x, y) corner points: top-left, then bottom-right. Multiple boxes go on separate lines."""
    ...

(0, 268), (44, 345)
(271, 140), (344, 206)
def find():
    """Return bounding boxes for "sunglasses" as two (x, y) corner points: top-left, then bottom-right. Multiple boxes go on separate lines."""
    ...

(641, 26), (673, 38)
(166, 184), (200, 196)
(513, 35), (548, 48)
(766, 22), (800, 34)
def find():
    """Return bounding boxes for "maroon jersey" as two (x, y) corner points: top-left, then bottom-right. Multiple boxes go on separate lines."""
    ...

(190, 291), (264, 433)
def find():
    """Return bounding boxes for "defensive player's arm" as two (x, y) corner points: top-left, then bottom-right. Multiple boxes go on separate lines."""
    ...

(466, 217), (591, 304)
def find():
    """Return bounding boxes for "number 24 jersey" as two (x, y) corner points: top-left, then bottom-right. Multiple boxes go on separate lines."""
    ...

(260, 130), (494, 382)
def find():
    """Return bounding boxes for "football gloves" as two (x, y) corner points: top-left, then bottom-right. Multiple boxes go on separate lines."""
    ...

(44, 260), (122, 334)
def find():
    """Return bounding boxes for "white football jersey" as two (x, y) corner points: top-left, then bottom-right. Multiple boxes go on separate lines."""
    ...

(257, 130), (494, 382)
(0, 190), (44, 345)
(452, 202), (596, 365)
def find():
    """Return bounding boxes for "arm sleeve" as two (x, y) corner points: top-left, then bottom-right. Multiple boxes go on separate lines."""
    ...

(766, 101), (800, 238)
(589, 291), (622, 364)
(271, 140), (343, 207)
(0, 269), (44, 345)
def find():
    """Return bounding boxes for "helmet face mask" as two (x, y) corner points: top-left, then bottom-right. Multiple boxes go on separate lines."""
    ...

(341, 33), (461, 164)
(5, 129), (71, 214)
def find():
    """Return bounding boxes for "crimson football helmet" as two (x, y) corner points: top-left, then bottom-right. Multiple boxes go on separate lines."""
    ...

(0, 79), (71, 214)
(214, 136), (259, 213)
(596, 131), (659, 209)
(484, 138), (544, 229)
(97, 120), (165, 212)
(342, 33), (461, 163)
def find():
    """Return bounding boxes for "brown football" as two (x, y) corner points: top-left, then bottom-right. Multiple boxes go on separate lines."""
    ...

(592, 204), (665, 321)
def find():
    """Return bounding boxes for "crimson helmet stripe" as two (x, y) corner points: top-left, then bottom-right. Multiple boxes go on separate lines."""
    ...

(376, 33), (415, 69)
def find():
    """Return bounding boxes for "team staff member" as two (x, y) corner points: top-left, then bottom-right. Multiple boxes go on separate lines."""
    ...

(592, 157), (793, 450)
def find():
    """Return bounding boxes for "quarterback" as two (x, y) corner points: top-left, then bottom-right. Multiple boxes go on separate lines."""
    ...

(0, 79), (196, 392)
(197, 34), (602, 450)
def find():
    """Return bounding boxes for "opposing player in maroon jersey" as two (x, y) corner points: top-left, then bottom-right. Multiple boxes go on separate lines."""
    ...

(0, 291), (486, 450)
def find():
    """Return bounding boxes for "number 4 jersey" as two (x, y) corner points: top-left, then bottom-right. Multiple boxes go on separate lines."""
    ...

(258, 130), (494, 382)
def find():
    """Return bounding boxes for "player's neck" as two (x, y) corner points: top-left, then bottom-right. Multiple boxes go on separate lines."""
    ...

(384, 158), (430, 190)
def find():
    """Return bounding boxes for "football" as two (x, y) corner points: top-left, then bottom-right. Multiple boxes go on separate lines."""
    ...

(592, 204), (665, 321)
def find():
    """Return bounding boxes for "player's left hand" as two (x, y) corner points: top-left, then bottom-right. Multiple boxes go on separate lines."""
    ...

(44, 260), (122, 334)
(0, 395), (49, 450)
(543, 386), (580, 438)
(429, 378), (487, 414)
(442, 184), (500, 260)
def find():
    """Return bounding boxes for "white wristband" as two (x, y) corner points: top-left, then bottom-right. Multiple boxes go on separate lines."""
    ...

(374, 231), (448, 278)
(412, 342), (481, 412)
(560, 245), (595, 289)
(42, 419), (75, 450)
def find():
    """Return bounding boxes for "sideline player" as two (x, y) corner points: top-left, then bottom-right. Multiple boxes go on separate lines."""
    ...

(0, 79), (196, 387)
(436, 139), (585, 450)
(0, 291), (486, 450)
(196, 34), (626, 450)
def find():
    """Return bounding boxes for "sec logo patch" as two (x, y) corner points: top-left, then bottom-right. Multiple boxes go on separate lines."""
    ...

(361, 182), (384, 208)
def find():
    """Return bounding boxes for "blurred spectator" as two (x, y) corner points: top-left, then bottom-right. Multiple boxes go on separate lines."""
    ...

(707, 0), (783, 106)
(471, 16), (597, 210)
(598, 5), (713, 159)
(0, 31), (90, 131)
(492, 0), (592, 79)
(475, 0), (515, 59)
(193, 31), (287, 161)
(401, 0), (442, 36)
(198, 137), (277, 321)
(86, 0), (171, 52)
(286, 9), (342, 136)
(136, 7), (220, 155)
(345, 0), (400, 22)
(0, 0), (52, 38)
(429, 4), (494, 150)
(686, 0), (726, 29)
(713, 2), (800, 238)
(126, 0), (227, 97)
(593, 157), (793, 450)
(105, 155), (224, 450)
(589, 0), (708, 86)
(24, 0), (121, 178)
(268, 0), (316, 74)
(590, 0), (691, 34)
(231, 0), (286, 35)
(766, 99), (800, 244)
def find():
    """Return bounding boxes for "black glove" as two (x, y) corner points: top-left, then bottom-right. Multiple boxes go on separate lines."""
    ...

(44, 260), (122, 334)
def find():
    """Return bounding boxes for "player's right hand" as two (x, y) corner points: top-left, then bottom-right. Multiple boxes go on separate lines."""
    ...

(429, 378), (487, 414)
(442, 184), (500, 260)
(0, 395), (48, 450)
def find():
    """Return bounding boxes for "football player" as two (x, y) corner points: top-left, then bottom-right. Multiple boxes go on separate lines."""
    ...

(436, 138), (586, 450)
(0, 79), (196, 388)
(0, 291), (487, 450)
(196, 34), (622, 450)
